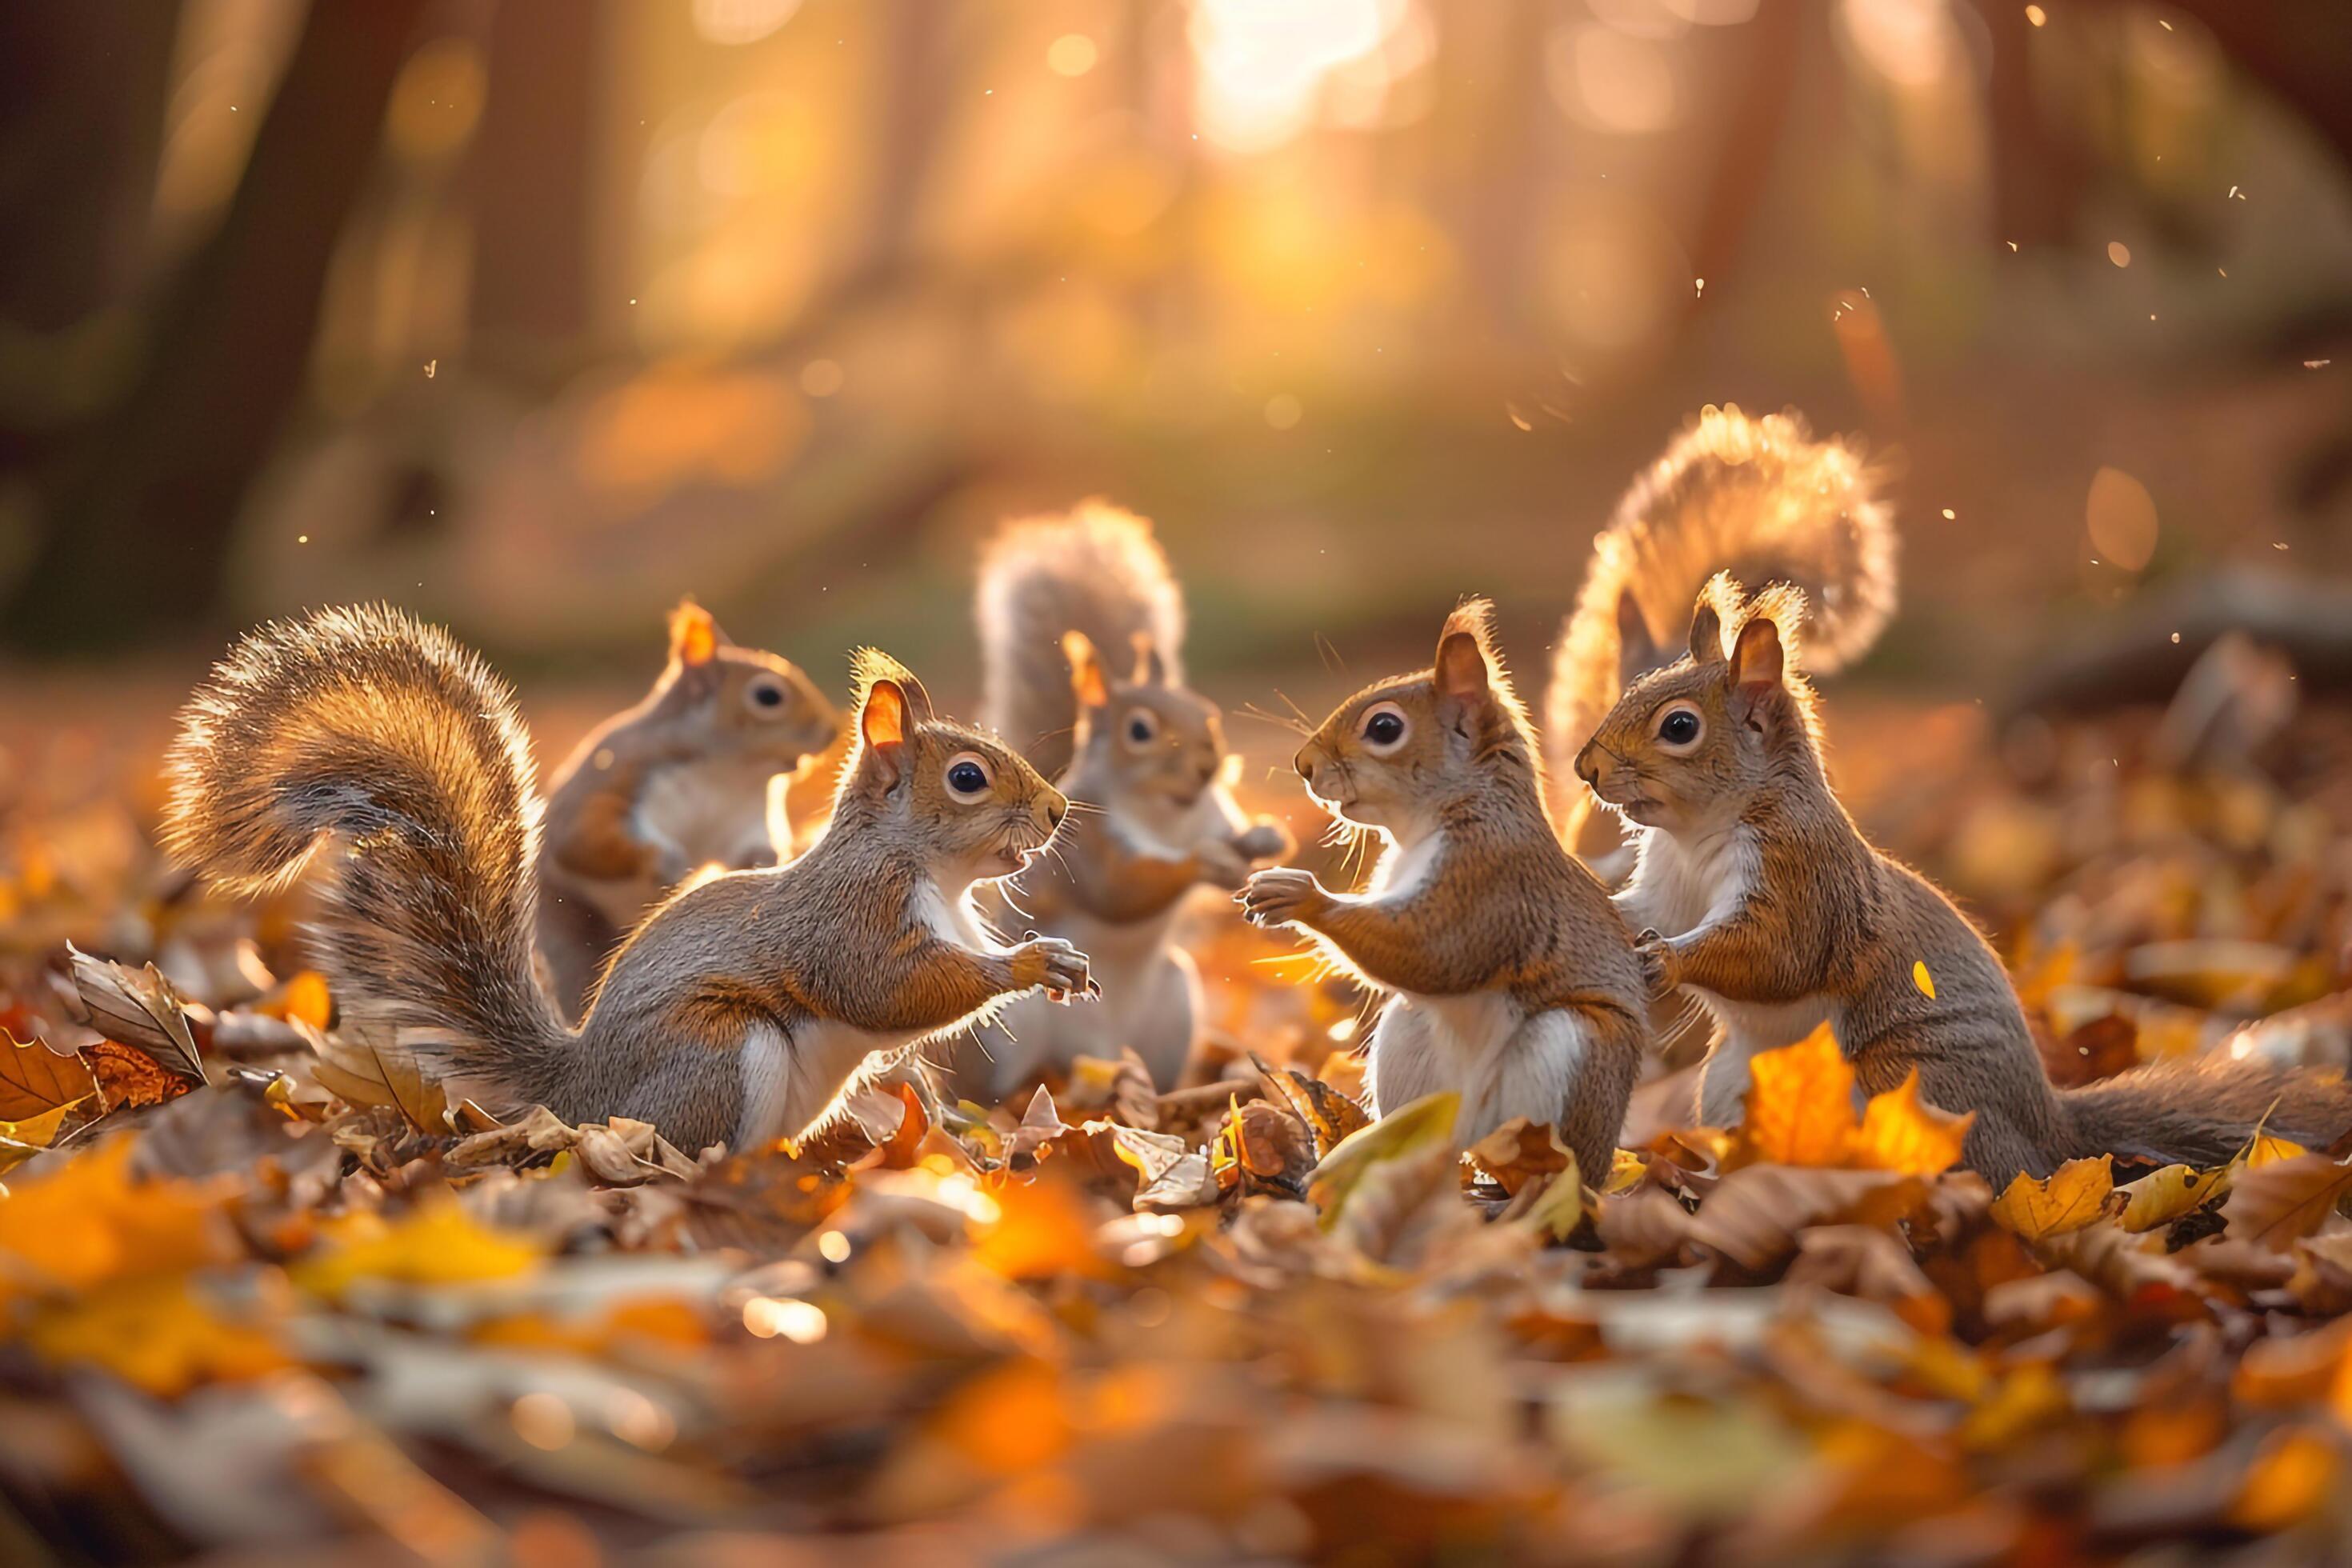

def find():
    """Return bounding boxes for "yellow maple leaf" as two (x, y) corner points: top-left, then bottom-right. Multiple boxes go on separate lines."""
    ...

(1738, 1026), (1858, 1167)
(24, 1274), (290, 1397)
(0, 1138), (234, 1300)
(1851, 1070), (1975, 1176)
(1990, 1155), (2117, 1239)
(291, 1198), (545, 1300)
(2116, 1162), (2231, 1232)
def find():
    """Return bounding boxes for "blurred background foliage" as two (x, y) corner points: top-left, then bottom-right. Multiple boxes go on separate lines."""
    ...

(0, 0), (2347, 711)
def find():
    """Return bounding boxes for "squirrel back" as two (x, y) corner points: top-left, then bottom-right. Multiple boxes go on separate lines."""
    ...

(1546, 405), (1896, 834)
(164, 605), (574, 1104)
(978, 502), (1186, 782)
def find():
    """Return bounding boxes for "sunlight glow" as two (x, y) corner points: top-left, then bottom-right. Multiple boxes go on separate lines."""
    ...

(1839, 0), (1958, 90)
(692, 0), (802, 46)
(1552, 24), (1679, 136)
(1047, 34), (1100, 77)
(1188, 0), (1414, 154)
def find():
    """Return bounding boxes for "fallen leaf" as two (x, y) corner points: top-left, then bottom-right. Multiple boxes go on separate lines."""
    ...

(0, 1027), (98, 1125)
(1990, 1156), (2117, 1240)
(62, 946), (206, 1082)
(86, 1038), (195, 1114)
(2116, 1163), (2230, 1233)
(0, 1138), (234, 1298)
(1850, 1070), (1974, 1176)
(23, 1274), (290, 1397)
(291, 1198), (546, 1300)
(1466, 1118), (1572, 1196)
(1912, 961), (1936, 1000)
(1515, 1153), (1586, 1244)
(1738, 1025), (1857, 1168)
(1307, 1090), (1459, 1226)
(1687, 1166), (1927, 1271)
(2222, 1153), (2352, 1253)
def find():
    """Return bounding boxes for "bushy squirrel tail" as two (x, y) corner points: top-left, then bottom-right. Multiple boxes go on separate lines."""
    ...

(163, 604), (574, 1107)
(977, 501), (1186, 781)
(1546, 405), (1898, 834)
(2058, 1053), (2352, 1169)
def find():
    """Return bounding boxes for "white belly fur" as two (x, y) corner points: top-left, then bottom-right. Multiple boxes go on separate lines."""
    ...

(1619, 824), (1838, 1110)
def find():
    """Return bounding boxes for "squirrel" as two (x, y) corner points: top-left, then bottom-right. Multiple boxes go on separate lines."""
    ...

(537, 598), (842, 1019)
(1546, 404), (1898, 866)
(1238, 602), (1651, 1181)
(1575, 577), (2352, 1182)
(953, 503), (1292, 1094)
(162, 605), (1094, 1156)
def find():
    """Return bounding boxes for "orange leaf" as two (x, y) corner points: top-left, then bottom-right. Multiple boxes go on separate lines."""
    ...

(86, 1039), (194, 1114)
(0, 1028), (97, 1125)
(0, 1138), (235, 1298)
(1989, 1155), (2116, 1240)
(260, 970), (334, 1031)
(1850, 1070), (1975, 1176)
(23, 1274), (289, 1397)
(1737, 1025), (1858, 1167)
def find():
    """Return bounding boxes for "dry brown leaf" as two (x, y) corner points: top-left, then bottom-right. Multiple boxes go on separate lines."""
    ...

(1465, 1117), (1572, 1196)
(86, 1038), (194, 1114)
(1686, 1166), (1927, 1272)
(0, 1028), (98, 1125)
(62, 946), (206, 1083)
(1786, 1224), (1950, 1335)
(1596, 1187), (1694, 1270)
(2222, 1153), (2352, 1254)
(1254, 1052), (1370, 1159)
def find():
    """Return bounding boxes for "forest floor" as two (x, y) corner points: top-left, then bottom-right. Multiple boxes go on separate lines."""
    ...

(2, 661), (2351, 1565)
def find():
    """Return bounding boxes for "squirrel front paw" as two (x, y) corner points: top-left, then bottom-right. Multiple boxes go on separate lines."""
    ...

(1230, 819), (1294, 865)
(1633, 928), (1680, 1000)
(1236, 866), (1329, 929)
(1011, 935), (1097, 1003)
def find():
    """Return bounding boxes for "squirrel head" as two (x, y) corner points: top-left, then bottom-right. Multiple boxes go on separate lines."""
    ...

(1062, 630), (1230, 811)
(1574, 574), (1818, 834)
(1292, 600), (1544, 838)
(656, 598), (843, 774)
(837, 650), (1070, 886)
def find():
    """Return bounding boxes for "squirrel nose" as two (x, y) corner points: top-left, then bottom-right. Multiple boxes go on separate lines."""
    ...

(1576, 744), (1607, 790)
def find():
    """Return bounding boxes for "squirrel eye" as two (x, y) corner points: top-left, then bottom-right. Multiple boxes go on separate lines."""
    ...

(1122, 710), (1158, 748)
(1359, 702), (1409, 754)
(944, 754), (993, 798)
(1656, 706), (1704, 750)
(746, 678), (786, 713)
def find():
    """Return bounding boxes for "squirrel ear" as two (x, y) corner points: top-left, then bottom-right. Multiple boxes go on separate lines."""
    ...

(1130, 633), (1166, 687)
(1617, 591), (1660, 683)
(1435, 630), (1490, 702)
(669, 599), (722, 667)
(860, 678), (909, 783)
(1689, 600), (1726, 666)
(1064, 631), (1110, 710)
(1730, 616), (1784, 692)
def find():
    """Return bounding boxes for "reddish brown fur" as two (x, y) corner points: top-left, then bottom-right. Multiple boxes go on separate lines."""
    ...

(166, 610), (1089, 1155)
(1578, 581), (2352, 1180)
(1242, 602), (1649, 1178)
(538, 599), (841, 1017)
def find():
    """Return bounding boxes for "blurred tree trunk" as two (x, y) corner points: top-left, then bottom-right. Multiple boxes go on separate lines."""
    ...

(470, 0), (602, 386)
(1, 1), (427, 654)
(0, 2), (179, 467)
(1973, 0), (2085, 249)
